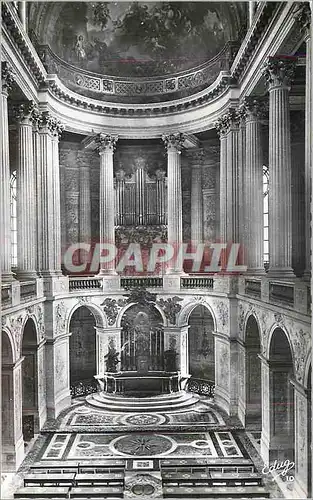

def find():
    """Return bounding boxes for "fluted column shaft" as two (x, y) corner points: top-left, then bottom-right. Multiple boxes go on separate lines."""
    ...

(37, 112), (63, 276)
(79, 164), (91, 263)
(217, 126), (228, 248)
(238, 108), (246, 253)
(163, 133), (184, 273)
(1, 63), (15, 281)
(244, 98), (265, 273)
(226, 111), (240, 243)
(190, 151), (204, 245)
(15, 103), (37, 279)
(98, 134), (118, 275)
(302, 8), (312, 279)
(264, 57), (296, 276)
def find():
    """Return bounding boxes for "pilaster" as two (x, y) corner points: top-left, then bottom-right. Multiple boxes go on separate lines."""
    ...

(189, 150), (204, 245)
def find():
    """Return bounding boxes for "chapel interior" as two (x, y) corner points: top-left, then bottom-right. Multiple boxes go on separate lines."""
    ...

(1, 1), (312, 499)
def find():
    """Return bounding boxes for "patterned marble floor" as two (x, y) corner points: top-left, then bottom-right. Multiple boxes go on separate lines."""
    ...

(41, 430), (245, 461)
(55, 401), (226, 432)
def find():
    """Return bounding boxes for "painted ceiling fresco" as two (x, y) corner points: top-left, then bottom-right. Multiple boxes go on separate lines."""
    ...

(51, 2), (232, 77)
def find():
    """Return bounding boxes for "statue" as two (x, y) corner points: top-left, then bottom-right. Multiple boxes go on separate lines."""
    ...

(164, 335), (178, 372)
(104, 338), (119, 373)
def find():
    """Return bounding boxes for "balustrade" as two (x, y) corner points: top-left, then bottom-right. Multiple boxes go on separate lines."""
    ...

(245, 279), (261, 298)
(120, 277), (163, 289)
(269, 282), (294, 306)
(181, 277), (214, 289)
(186, 377), (215, 397)
(69, 277), (101, 291)
(20, 281), (37, 301)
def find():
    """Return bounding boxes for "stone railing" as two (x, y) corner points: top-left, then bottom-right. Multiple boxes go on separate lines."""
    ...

(121, 276), (163, 289)
(245, 279), (261, 298)
(20, 281), (37, 302)
(70, 378), (98, 399)
(35, 41), (239, 102)
(69, 277), (102, 291)
(181, 277), (214, 289)
(186, 377), (215, 398)
(1, 285), (11, 308)
(269, 282), (294, 307)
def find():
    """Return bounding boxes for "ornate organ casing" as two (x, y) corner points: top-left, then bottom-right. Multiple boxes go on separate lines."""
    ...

(114, 158), (167, 227)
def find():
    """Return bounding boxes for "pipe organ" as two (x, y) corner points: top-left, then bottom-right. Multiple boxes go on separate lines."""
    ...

(114, 160), (167, 227)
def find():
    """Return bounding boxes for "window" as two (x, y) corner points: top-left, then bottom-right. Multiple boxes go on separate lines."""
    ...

(263, 165), (269, 268)
(10, 170), (17, 267)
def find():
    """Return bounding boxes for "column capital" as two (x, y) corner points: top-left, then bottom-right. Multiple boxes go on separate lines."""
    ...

(97, 133), (118, 153)
(162, 133), (185, 153)
(215, 108), (239, 135)
(13, 101), (39, 125)
(243, 96), (268, 120)
(38, 112), (64, 139)
(1, 62), (15, 96)
(263, 56), (297, 90)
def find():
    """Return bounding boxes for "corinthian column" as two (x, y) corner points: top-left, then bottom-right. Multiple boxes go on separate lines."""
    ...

(97, 134), (118, 275)
(190, 150), (204, 245)
(1, 62), (15, 281)
(79, 163), (91, 265)
(37, 112), (63, 276)
(225, 108), (240, 244)
(162, 133), (185, 273)
(244, 97), (266, 274)
(215, 117), (228, 249)
(264, 56), (296, 276)
(14, 102), (37, 279)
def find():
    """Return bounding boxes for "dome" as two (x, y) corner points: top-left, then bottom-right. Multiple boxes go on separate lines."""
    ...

(28, 2), (247, 103)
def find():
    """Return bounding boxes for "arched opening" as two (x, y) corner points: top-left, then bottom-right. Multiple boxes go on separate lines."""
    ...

(269, 328), (294, 464)
(188, 305), (215, 384)
(245, 315), (262, 426)
(2, 331), (16, 471)
(22, 318), (39, 445)
(120, 304), (164, 373)
(69, 306), (97, 391)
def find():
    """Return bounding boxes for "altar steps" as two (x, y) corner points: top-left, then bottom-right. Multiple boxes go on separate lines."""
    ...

(86, 390), (200, 412)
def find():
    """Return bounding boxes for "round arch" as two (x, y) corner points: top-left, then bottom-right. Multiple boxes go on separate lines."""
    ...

(243, 311), (262, 344)
(1, 327), (17, 363)
(69, 306), (98, 386)
(66, 301), (107, 333)
(116, 302), (166, 329)
(244, 314), (262, 426)
(266, 323), (295, 367)
(177, 300), (217, 331)
(21, 316), (39, 346)
(188, 304), (215, 383)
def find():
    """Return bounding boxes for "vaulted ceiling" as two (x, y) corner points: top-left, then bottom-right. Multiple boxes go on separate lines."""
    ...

(28, 2), (247, 78)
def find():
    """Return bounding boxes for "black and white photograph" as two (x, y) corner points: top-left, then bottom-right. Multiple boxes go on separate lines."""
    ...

(0, 1), (312, 499)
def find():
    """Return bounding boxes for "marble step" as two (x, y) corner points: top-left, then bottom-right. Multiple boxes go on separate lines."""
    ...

(163, 485), (270, 498)
(86, 391), (200, 412)
(90, 390), (188, 403)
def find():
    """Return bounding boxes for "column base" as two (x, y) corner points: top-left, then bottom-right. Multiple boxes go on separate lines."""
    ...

(267, 267), (296, 278)
(245, 268), (266, 275)
(15, 270), (38, 281)
(2, 271), (16, 282)
(302, 269), (311, 281)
